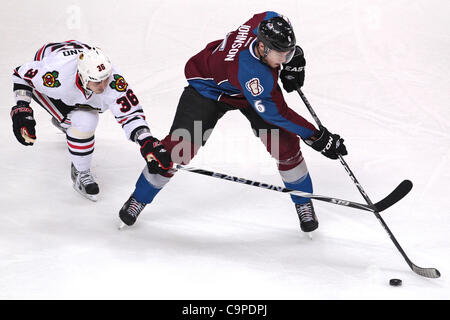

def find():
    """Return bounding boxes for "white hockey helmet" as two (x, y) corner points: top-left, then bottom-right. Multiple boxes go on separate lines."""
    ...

(77, 47), (112, 90)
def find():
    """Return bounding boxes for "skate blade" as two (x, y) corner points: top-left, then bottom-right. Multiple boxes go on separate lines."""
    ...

(118, 222), (127, 230)
(85, 194), (98, 202)
(72, 184), (98, 202)
(307, 232), (313, 240)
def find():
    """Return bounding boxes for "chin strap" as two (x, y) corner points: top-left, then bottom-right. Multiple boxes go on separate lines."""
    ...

(255, 41), (270, 65)
(76, 72), (94, 98)
(81, 86), (93, 98)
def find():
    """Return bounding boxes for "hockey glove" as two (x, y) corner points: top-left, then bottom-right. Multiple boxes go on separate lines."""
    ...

(138, 135), (173, 174)
(11, 102), (36, 146)
(280, 46), (306, 92)
(304, 127), (348, 160)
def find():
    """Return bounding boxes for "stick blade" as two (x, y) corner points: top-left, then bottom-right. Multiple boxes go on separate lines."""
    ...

(412, 265), (441, 278)
(374, 180), (413, 212)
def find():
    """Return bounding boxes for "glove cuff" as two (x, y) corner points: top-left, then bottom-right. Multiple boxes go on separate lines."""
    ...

(304, 127), (330, 152)
(131, 126), (151, 143)
(10, 104), (33, 118)
(136, 132), (153, 145)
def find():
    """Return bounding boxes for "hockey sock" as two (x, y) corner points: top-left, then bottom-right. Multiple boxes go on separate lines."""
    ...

(133, 167), (171, 204)
(66, 133), (95, 172)
(66, 110), (98, 171)
(283, 172), (313, 205)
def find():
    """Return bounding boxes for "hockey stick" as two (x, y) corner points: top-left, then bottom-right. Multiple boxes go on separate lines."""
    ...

(176, 165), (411, 214)
(297, 88), (440, 278)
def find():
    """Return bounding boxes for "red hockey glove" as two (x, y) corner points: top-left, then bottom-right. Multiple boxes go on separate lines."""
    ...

(138, 135), (173, 174)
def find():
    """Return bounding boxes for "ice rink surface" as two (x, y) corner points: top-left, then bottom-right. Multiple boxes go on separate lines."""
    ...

(0, 0), (449, 299)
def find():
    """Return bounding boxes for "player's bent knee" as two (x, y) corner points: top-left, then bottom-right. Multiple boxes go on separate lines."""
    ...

(69, 109), (99, 134)
(68, 127), (95, 139)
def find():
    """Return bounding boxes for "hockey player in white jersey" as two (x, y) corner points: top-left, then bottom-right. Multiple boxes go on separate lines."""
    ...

(11, 40), (172, 201)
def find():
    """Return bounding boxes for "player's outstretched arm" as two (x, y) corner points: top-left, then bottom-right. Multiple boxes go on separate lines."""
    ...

(136, 131), (173, 175)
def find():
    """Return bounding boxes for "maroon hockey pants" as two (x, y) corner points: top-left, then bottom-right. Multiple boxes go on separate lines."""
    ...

(161, 86), (305, 173)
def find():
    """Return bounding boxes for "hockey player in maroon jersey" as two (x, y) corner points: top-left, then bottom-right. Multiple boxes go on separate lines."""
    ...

(11, 41), (171, 201)
(119, 12), (347, 233)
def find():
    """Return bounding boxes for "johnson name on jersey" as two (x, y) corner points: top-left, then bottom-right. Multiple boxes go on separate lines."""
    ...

(185, 12), (317, 139)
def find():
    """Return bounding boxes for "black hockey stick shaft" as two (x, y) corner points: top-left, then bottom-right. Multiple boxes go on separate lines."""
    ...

(297, 88), (440, 278)
(177, 165), (376, 212)
(176, 165), (408, 213)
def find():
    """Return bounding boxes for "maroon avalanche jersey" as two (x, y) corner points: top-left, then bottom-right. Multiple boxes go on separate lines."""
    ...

(184, 11), (317, 138)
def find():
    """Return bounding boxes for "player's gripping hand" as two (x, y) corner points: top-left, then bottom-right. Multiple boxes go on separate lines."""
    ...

(10, 102), (36, 146)
(304, 127), (347, 160)
(280, 46), (306, 92)
(138, 135), (173, 174)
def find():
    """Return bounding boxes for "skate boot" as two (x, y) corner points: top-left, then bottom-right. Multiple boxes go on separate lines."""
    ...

(71, 163), (99, 201)
(295, 200), (318, 232)
(51, 117), (67, 134)
(119, 195), (147, 226)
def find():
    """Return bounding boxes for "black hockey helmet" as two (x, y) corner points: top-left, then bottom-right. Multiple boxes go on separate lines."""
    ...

(257, 16), (296, 52)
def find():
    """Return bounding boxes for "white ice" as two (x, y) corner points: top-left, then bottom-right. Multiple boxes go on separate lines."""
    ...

(0, 0), (449, 299)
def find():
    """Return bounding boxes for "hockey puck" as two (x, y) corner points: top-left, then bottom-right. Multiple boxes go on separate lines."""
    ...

(389, 279), (402, 286)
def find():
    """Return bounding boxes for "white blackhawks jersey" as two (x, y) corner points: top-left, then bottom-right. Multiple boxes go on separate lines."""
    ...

(12, 40), (150, 140)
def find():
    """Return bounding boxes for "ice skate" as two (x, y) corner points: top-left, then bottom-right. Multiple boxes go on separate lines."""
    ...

(119, 195), (147, 227)
(295, 200), (318, 234)
(71, 163), (99, 201)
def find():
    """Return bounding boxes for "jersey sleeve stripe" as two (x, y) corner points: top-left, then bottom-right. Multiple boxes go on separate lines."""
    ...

(120, 115), (146, 127)
(35, 44), (47, 61)
(114, 109), (145, 120)
(34, 91), (64, 121)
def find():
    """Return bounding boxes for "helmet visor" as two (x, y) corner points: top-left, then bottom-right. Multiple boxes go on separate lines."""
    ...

(269, 47), (296, 64)
(284, 47), (295, 64)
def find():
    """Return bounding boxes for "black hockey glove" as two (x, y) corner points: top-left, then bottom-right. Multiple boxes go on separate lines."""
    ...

(280, 46), (306, 92)
(138, 135), (173, 174)
(304, 127), (348, 160)
(10, 102), (36, 146)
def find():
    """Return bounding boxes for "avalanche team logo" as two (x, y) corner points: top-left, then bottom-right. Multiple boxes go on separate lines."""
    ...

(109, 74), (128, 92)
(42, 71), (61, 88)
(245, 78), (264, 97)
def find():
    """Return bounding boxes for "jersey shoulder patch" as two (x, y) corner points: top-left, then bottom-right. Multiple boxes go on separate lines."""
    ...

(42, 71), (61, 88)
(238, 50), (275, 98)
(245, 77), (264, 96)
(109, 74), (128, 92)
